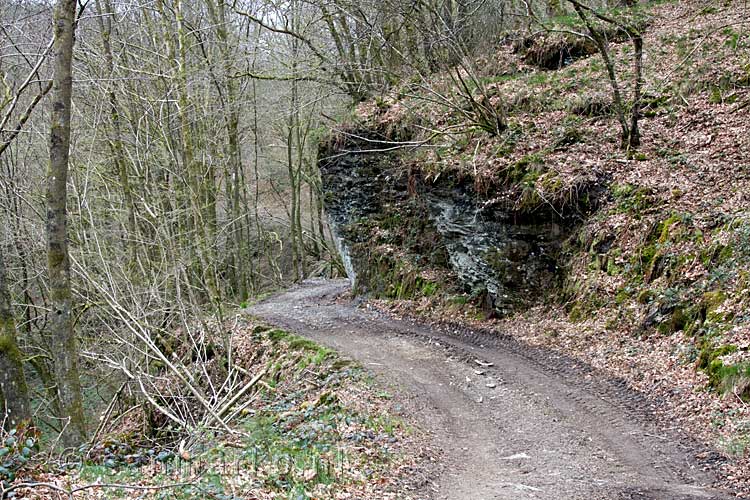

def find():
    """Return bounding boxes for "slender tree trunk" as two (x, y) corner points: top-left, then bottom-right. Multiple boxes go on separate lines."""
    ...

(206, 0), (248, 298)
(320, 5), (365, 100)
(287, 4), (302, 281)
(4, 170), (58, 421)
(309, 181), (319, 258)
(46, 0), (86, 446)
(629, 33), (643, 149)
(309, 164), (329, 259)
(0, 246), (32, 429)
(251, 95), (263, 287)
(95, 0), (138, 268)
(286, 122), (300, 281)
(569, 0), (644, 149)
(570, 2), (630, 147)
(157, 0), (220, 304)
(293, 93), (307, 278)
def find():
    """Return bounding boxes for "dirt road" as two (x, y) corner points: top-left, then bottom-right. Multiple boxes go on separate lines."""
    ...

(248, 279), (734, 500)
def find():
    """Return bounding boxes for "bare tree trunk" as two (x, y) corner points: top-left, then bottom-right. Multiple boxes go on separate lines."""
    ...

(566, 0), (644, 149)
(46, 0), (87, 446)
(629, 33), (643, 149)
(570, 1), (631, 147)
(286, 119), (300, 281)
(206, 0), (248, 298)
(309, 181), (319, 258)
(95, 0), (138, 268)
(320, 4), (366, 100)
(293, 93), (307, 278)
(0, 246), (32, 429)
(287, 2), (303, 281)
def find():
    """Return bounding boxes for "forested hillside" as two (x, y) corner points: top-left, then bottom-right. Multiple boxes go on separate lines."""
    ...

(321, 0), (750, 494)
(1, 0), (749, 497)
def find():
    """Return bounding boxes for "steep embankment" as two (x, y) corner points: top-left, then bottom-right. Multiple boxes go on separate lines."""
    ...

(9, 321), (430, 500)
(319, 0), (750, 493)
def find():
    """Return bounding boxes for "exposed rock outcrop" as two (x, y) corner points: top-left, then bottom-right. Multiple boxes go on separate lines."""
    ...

(319, 130), (602, 316)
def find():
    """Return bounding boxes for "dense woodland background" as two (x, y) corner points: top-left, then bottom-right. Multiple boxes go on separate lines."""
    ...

(0, 0), (558, 442)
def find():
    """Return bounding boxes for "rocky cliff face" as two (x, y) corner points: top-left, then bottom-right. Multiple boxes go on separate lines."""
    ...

(319, 130), (601, 316)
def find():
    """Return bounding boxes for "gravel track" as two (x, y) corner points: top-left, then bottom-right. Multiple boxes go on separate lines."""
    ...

(248, 279), (736, 500)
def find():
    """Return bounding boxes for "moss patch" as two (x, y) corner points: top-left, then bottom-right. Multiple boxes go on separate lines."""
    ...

(698, 343), (750, 400)
(611, 184), (656, 217)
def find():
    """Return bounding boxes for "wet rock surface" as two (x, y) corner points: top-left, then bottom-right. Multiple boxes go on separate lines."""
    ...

(423, 187), (564, 315)
(318, 133), (586, 315)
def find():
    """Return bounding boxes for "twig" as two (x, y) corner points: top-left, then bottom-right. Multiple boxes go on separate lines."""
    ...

(2, 480), (195, 499)
(734, 388), (748, 407)
(86, 381), (127, 456)
(732, 99), (750, 113)
(215, 368), (267, 420)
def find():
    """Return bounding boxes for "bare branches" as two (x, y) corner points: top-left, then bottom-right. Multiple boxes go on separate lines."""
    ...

(231, 1), (332, 67)
(0, 36), (54, 157)
(2, 479), (196, 499)
(565, 0), (644, 149)
(0, 80), (52, 157)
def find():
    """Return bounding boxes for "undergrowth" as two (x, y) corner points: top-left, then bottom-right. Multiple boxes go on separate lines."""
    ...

(7, 320), (423, 500)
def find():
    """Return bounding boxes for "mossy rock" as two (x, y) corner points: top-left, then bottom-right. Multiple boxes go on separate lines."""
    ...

(637, 289), (655, 304)
(539, 171), (564, 193)
(615, 287), (632, 305)
(698, 344), (750, 400)
(567, 296), (604, 322)
(696, 343), (735, 372)
(267, 329), (289, 343)
(718, 245), (734, 262)
(519, 33), (597, 70)
(568, 93), (612, 117)
(611, 184), (656, 216)
(568, 304), (585, 323)
(701, 243), (733, 268)
(683, 316), (702, 337)
(606, 255), (623, 276)
(287, 337), (320, 352)
(701, 290), (727, 319)
(589, 247), (624, 276)
(656, 307), (691, 335)
(641, 245), (664, 283)
(657, 214), (684, 244)
(504, 156), (546, 185)
(316, 391), (339, 408)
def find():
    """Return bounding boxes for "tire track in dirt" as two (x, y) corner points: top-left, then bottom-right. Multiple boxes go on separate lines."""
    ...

(248, 279), (736, 500)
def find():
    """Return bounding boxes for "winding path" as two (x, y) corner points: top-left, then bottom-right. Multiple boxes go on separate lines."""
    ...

(248, 279), (734, 500)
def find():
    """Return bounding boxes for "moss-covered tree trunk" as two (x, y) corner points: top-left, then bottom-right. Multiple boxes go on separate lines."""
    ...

(0, 247), (32, 429)
(47, 0), (87, 446)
